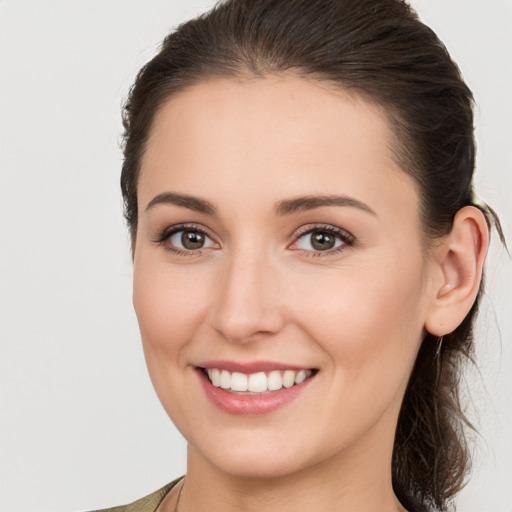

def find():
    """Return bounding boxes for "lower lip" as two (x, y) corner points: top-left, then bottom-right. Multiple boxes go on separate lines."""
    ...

(197, 369), (315, 416)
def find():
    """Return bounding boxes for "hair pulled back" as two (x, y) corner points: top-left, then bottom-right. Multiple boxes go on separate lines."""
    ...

(121, 1), (498, 509)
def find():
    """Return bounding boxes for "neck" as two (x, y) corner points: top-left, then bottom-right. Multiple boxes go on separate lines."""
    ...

(177, 437), (406, 512)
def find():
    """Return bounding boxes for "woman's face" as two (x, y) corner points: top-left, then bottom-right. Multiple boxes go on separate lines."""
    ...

(133, 76), (435, 478)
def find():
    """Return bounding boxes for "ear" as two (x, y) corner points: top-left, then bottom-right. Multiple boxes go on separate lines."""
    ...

(424, 206), (490, 336)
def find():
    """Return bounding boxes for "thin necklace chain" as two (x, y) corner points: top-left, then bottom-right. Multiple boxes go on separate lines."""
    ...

(174, 477), (185, 512)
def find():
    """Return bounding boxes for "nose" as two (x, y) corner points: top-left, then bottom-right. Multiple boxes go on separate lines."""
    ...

(209, 249), (285, 344)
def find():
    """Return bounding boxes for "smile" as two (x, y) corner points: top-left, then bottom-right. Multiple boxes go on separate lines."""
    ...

(203, 368), (315, 394)
(196, 364), (318, 415)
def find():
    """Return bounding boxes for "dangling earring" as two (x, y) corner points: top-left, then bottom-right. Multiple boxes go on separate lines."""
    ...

(434, 335), (444, 388)
(435, 335), (444, 359)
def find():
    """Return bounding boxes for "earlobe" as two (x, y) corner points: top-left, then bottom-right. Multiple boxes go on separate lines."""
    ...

(425, 206), (489, 336)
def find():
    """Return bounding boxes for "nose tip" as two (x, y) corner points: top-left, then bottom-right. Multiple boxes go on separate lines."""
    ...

(212, 309), (279, 344)
(209, 257), (284, 344)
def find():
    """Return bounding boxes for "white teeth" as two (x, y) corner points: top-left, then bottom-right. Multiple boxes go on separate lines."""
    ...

(248, 372), (267, 392)
(231, 372), (248, 392)
(267, 370), (283, 391)
(220, 369), (231, 389)
(205, 368), (313, 393)
(295, 369), (307, 384)
(210, 368), (221, 387)
(282, 370), (295, 388)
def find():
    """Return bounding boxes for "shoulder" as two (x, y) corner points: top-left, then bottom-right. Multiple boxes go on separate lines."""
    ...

(86, 478), (182, 512)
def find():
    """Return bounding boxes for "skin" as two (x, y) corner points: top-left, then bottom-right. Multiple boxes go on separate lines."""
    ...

(132, 76), (488, 512)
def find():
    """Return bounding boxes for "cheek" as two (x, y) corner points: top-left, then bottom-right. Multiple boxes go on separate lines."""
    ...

(132, 255), (217, 424)
(292, 257), (427, 380)
(290, 260), (427, 445)
(132, 256), (212, 362)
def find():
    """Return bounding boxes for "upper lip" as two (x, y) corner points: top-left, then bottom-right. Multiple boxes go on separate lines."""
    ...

(196, 360), (315, 373)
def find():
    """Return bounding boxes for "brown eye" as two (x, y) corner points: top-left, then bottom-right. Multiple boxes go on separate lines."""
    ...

(293, 227), (352, 254)
(310, 231), (336, 251)
(181, 230), (205, 249)
(167, 228), (217, 252)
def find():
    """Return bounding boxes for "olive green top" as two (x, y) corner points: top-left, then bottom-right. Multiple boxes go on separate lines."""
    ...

(87, 476), (429, 512)
(88, 477), (182, 512)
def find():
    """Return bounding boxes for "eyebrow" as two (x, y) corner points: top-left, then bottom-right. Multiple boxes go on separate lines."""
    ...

(145, 192), (216, 215)
(144, 191), (376, 217)
(275, 194), (376, 216)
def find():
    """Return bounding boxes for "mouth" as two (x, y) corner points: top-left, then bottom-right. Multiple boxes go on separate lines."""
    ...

(195, 361), (319, 414)
(199, 367), (317, 394)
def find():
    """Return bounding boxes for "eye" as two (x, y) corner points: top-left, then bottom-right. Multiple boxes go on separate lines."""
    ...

(169, 229), (216, 250)
(154, 225), (218, 254)
(291, 226), (354, 254)
(296, 230), (342, 251)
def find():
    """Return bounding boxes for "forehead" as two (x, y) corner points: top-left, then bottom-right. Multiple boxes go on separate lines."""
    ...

(139, 76), (418, 221)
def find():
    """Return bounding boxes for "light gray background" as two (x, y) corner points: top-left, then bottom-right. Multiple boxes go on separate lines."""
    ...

(1, 1), (511, 511)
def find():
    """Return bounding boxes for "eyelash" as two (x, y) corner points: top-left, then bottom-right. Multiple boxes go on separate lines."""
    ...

(153, 223), (217, 256)
(153, 223), (355, 257)
(290, 224), (355, 257)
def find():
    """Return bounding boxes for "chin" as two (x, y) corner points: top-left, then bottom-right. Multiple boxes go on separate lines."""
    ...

(203, 448), (311, 480)
(186, 426), (331, 481)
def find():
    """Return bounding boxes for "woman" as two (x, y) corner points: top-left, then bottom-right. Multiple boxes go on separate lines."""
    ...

(94, 0), (501, 511)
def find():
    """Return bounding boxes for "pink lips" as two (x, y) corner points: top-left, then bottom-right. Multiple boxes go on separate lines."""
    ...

(196, 360), (316, 416)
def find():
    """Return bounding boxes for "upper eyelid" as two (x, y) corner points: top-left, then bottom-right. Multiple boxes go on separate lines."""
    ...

(159, 223), (214, 238)
(293, 224), (355, 242)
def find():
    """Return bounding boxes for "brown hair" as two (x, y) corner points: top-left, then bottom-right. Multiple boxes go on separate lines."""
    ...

(121, 0), (502, 509)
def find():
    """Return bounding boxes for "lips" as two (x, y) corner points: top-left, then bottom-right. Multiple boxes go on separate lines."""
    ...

(196, 361), (317, 415)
